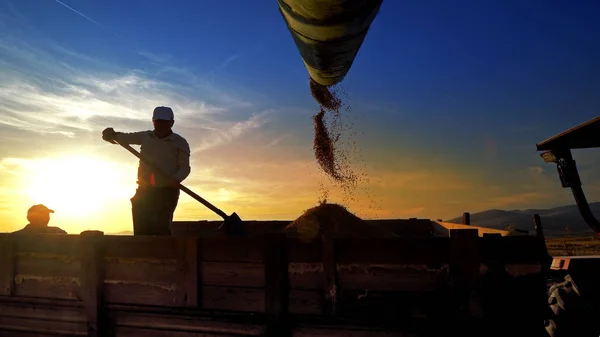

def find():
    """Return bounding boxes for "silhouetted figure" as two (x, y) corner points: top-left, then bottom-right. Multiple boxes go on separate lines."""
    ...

(102, 106), (191, 236)
(12, 204), (67, 235)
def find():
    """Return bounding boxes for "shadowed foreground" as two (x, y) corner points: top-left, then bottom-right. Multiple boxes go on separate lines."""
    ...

(0, 216), (550, 336)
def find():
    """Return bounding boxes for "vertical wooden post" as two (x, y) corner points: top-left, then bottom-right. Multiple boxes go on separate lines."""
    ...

(322, 237), (337, 315)
(0, 235), (16, 296)
(532, 214), (545, 242)
(175, 237), (201, 308)
(79, 230), (106, 337)
(532, 214), (551, 272)
(462, 212), (471, 225)
(449, 229), (479, 319)
(264, 233), (290, 337)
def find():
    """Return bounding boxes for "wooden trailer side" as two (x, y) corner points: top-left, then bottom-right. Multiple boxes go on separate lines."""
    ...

(0, 230), (548, 336)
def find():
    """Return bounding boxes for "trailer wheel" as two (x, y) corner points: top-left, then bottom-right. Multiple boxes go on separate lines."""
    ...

(545, 275), (596, 337)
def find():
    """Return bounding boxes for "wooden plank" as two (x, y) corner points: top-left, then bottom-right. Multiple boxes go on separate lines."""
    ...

(430, 221), (450, 237)
(293, 327), (413, 337)
(103, 281), (178, 307)
(104, 258), (178, 284)
(0, 330), (60, 337)
(336, 264), (446, 292)
(202, 286), (264, 312)
(322, 237), (337, 315)
(200, 237), (265, 262)
(335, 238), (450, 264)
(15, 253), (80, 278)
(202, 262), (264, 287)
(172, 220), (288, 238)
(0, 299), (87, 337)
(366, 219), (433, 237)
(289, 289), (450, 318)
(0, 316), (87, 336)
(288, 263), (323, 290)
(104, 236), (178, 259)
(13, 275), (81, 300)
(0, 298), (85, 322)
(264, 232), (291, 337)
(110, 310), (264, 336)
(111, 326), (239, 337)
(0, 235), (16, 296)
(433, 222), (514, 237)
(334, 290), (424, 320)
(289, 237), (453, 264)
(289, 290), (322, 315)
(0, 295), (83, 307)
(79, 230), (106, 337)
(12, 235), (80, 256)
(288, 239), (323, 263)
(104, 283), (265, 311)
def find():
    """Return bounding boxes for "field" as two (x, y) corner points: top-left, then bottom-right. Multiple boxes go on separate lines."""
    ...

(546, 236), (600, 256)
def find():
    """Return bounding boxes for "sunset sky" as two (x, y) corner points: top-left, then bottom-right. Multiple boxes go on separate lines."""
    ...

(1, 0), (599, 234)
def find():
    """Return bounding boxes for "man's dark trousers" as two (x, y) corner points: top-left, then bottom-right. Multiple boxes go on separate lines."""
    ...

(130, 187), (180, 235)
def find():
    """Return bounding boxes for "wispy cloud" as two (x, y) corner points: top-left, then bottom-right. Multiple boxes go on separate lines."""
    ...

(0, 34), (270, 154)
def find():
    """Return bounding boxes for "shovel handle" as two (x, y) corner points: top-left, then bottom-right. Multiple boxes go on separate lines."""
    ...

(115, 139), (229, 220)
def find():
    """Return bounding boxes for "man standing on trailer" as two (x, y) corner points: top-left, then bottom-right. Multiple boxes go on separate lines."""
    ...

(101, 106), (191, 236)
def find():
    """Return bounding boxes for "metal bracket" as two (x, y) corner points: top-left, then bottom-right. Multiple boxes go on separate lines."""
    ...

(540, 149), (600, 235)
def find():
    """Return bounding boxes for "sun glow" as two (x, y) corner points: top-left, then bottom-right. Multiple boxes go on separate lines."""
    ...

(22, 155), (135, 219)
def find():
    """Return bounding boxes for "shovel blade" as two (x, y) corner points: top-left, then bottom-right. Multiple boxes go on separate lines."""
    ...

(218, 212), (246, 237)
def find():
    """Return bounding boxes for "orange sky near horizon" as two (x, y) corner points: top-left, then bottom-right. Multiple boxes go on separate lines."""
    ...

(0, 141), (593, 235)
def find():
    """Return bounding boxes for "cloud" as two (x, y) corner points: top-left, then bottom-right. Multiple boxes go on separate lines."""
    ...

(0, 34), (269, 154)
(528, 166), (544, 175)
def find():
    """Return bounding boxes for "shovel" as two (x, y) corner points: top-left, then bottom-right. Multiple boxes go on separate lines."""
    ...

(113, 139), (246, 237)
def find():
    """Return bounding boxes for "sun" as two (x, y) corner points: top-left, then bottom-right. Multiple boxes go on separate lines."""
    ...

(23, 155), (134, 219)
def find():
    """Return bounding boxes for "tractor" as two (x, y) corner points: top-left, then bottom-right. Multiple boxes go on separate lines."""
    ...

(537, 115), (600, 337)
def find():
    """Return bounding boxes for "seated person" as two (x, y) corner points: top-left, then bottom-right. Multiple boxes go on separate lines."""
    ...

(12, 204), (67, 235)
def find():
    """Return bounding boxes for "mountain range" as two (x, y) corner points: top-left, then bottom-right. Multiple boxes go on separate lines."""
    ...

(446, 202), (600, 237)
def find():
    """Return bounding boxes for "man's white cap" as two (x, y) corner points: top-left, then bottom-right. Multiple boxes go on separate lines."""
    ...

(152, 106), (174, 121)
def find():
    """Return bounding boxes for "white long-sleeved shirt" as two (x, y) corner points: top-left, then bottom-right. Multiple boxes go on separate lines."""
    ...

(115, 130), (191, 188)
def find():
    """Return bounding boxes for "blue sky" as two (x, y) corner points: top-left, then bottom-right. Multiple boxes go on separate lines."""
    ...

(1, 0), (599, 233)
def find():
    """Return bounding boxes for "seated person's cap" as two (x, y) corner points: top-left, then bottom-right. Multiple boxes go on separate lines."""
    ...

(27, 204), (54, 215)
(152, 106), (174, 121)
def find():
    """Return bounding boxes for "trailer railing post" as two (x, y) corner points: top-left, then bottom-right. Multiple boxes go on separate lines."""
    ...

(462, 212), (471, 226)
(79, 230), (106, 337)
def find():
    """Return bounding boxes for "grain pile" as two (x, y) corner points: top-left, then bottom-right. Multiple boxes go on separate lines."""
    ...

(283, 202), (397, 238)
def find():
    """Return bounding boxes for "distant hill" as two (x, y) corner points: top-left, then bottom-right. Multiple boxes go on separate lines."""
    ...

(108, 230), (133, 235)
(447, 202), (600, 237)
